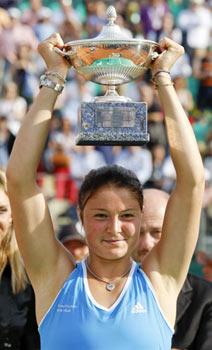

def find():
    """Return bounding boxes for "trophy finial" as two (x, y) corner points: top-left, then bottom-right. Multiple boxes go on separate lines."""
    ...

(106, 6), (117, 25)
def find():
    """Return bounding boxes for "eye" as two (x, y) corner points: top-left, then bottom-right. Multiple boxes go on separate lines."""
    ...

(120, 213), (135, 220)
(94, 213), (108, 219)
(151, 230), (161, 238)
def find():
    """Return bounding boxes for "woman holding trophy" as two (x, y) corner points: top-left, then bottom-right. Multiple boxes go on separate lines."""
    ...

(6, 29), (204, 350)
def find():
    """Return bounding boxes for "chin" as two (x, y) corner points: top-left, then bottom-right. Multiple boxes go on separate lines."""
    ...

(101, 247), (129, 260)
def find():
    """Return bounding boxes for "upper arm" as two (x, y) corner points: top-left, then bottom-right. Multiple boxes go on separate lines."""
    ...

(8, 182), (74, 289)
(159, 184), (203, 281)
(143, 183), (204, 324)
(146, 183), (204, 280)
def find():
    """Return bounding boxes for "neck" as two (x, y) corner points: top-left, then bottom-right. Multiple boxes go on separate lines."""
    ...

(86, 257), (133, 280)
(85, 258), (133, 292)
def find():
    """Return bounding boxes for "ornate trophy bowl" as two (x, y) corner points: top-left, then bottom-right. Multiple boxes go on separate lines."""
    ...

(56, 6), (159, 145)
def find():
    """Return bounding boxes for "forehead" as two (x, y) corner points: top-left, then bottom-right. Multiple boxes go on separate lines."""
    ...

(141, 205), (165, 229)
(84, 185), (140, 210)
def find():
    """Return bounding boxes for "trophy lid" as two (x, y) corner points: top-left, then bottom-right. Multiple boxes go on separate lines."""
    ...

(94, 6), (131, 41)
(65, 5), (158, 47)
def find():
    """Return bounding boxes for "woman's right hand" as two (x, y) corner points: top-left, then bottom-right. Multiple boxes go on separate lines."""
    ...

(38, 33), (70, 78)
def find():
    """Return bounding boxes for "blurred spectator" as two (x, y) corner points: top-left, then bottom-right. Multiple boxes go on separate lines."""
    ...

(0, 0), (21, 9)
(85, 1), (107, 38)
(197, 251), (212, 282)
(193, 113), (211, 147)
(145, 143), (167, 189)
(159, 11), (182, 43)
(194, 48), (212, 111)
(148, 114), (167, 150)
(204, 127), (212, 177)
(116, 14), (133, 38)
(59, 222), (88, 262)
(149, 11), (192, 78)
(177, 0), (211, 62)
(112, 145), (153, 185)
(0, 7), (38, 64)
(21, 0), (43, 26)
(0, 115), (15, 170)
(52, 117), (76, 154)
(139, 83), (165, 145)
(160, 154), (176, 192)
(170, 51), (192, 79)
(140, 0), (169, 40)
(12, 43), (39, 104)
(70, 145), (106, 186)
(0, 170), (40, 349)
(95, 145), (115, 164)
(136, 82), (167, 149)
(174, 76), (194, 113)
(33, 7), (56, 41)
(0, 8), (11, 33)
(56, 0), (81, 38)
(44, 140), (78, 204)
(59, 75), (96, 130)
(0, 81), (27, 135)
(58, 18), (81, 42)
(51, 142), (70, 173)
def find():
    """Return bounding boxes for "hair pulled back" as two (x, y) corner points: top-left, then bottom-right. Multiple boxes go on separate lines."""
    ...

(79, 165), (143, 213)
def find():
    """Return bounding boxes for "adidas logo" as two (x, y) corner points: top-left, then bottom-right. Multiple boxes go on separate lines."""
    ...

(131, 302), (147, 314)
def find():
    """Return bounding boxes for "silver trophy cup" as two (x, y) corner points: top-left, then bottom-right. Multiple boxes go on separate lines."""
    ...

(56, 6), (159, 145)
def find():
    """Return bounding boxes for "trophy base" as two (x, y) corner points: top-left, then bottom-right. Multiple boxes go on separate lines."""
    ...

(76, 101), (149, 146)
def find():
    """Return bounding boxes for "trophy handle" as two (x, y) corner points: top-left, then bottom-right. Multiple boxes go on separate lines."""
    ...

(54, 46), (77, 65)
(150, 51), (159, 60)
(142, 44), (160, 68)
(150, 43), (160, 61)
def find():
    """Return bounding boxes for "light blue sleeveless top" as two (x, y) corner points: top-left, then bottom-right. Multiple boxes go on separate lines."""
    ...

(39, 261), (173, 349)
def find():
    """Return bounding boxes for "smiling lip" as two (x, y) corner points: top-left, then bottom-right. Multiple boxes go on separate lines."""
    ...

(103, 239), (126, 244)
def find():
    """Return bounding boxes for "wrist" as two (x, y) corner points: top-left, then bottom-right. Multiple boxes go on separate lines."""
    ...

(47, 66), (68, 80)
(45, 70), (67, 84)
(151, 73), (174, 89)
(39, 74), (65, 94)
(154, 75), (172, 84)
(152, 70), (170, 80)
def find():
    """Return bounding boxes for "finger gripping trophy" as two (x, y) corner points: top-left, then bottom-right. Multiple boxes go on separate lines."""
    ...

(57, 6), (159, 145)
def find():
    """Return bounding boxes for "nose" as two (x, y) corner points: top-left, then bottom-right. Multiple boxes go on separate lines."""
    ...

(107, 216), (122, 234)
(138, 232), (154, 255)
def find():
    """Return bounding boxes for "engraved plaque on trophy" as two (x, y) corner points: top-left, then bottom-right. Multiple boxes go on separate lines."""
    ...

(56, 6), (159, 145)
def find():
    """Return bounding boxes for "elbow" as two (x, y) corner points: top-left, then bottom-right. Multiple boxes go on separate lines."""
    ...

(191, 169), (205, 190)
(194, 164), (206, 188)
(177, 165), (205, 194)
(189, 170), (205, 194)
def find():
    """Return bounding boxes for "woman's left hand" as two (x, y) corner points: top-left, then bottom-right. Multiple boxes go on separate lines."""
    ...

(151, 37), (184, 76)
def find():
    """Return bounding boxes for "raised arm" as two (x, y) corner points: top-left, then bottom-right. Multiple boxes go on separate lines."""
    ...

(143, 38), (205, 322)
(6, 34), (75, 320)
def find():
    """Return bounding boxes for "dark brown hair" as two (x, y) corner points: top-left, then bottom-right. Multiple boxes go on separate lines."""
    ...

(79, 165), (143, 213)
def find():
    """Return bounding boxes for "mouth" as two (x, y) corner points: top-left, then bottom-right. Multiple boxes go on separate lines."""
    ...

(102, 239), (126, 245)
